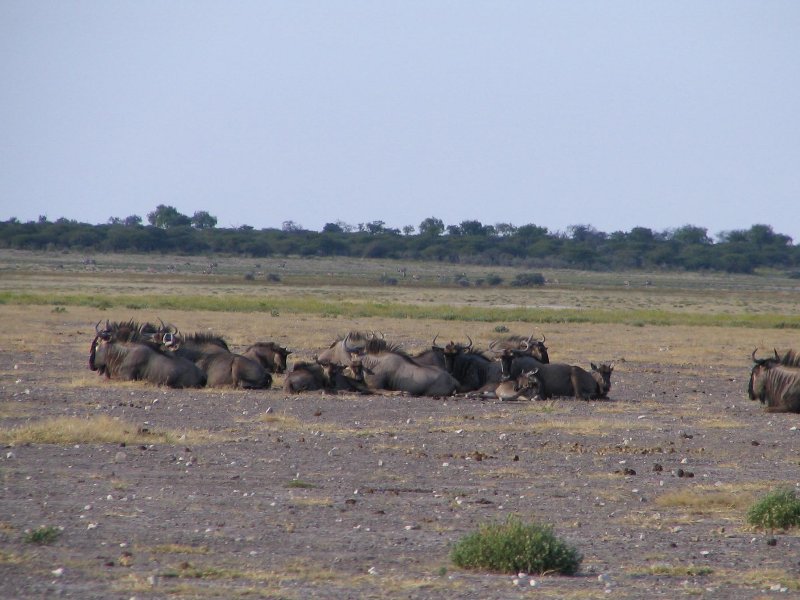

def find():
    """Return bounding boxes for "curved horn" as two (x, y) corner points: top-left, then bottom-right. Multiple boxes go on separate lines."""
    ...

(538, 334), (546, 344)
(465, 335), (473, 351)
(343, 333), (360, 354)
(526, 332), (534, 344)
(432, 333), (443, 349)
(95, 320), (102, 333)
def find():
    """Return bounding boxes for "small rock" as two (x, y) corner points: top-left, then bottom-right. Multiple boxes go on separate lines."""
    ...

(114, 452), (127, 463)
(51, 568), (64, 577)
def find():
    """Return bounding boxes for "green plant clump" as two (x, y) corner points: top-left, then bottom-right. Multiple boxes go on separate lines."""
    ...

(747, 488), (800, 532)
(24, 525), (62, 545)
(451, 517), (582, 575)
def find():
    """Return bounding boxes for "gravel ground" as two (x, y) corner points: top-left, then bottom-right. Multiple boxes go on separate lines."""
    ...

(2, 322), (800, 599)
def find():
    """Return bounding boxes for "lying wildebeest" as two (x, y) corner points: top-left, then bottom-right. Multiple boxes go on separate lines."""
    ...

(520, 361), (613, 400)
(242, 342), (291, 374)
(348, 337), (458, 397)
(439, 337), (503, 393)
(411, 334), (447, 369)
(160, 332), (272, 389)
(748, 349), (800, 413)
(473, 370), (541, 401)
(317, 331), (381, 366)
(283, 360), (367, 394)
(89, 332), (206, 388)
(487, 333), (550, 364)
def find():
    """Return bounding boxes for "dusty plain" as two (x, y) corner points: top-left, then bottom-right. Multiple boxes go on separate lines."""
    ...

(1, 250), (800, 599)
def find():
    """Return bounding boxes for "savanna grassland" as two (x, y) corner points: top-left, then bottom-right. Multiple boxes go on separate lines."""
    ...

(1, 249), (800, 599)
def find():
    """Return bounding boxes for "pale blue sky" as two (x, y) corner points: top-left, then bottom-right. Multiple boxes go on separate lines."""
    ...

(2, 2), (798, 241)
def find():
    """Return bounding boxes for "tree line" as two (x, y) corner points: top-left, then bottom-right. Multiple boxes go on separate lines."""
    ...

(2, 204), (798, 274)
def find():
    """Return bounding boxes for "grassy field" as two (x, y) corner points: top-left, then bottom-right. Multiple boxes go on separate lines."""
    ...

(2, 249), (800, 599)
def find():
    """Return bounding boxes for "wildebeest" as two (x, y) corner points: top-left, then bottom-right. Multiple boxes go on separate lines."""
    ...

(89, 332), (206, 388)
(476, 370), (541, 401)
(242, 342), (291, 374)
(488, 333), (550, 364)
(439, 337), (503, 393)
(283, 360), (368, 394)
(748, 349), (800, 413)
(349, 338), (458, 397)
(160, 332), (272, 389)
(317, 331), (381, 366)
(521, 361), (613, 400)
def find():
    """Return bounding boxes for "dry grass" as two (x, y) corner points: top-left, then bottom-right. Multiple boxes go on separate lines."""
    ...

(0, 415), (217, 445)
(654, 488), (756, 514)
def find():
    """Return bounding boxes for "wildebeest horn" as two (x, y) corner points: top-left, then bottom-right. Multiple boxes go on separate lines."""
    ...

(95, 320), (102, 333)
(343, 333), (360, 354)
(158, 318), (177, 334)
(432, 333), (442, 349)
(488, 340), (497, 351)
(465, 335), (473, 351)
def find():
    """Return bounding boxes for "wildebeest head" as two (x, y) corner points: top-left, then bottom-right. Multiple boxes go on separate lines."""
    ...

(243, 342), (291, 373)
(489, 333), (549, 364)
(590, 363), (614, 397)
(748, 348), (780, 401)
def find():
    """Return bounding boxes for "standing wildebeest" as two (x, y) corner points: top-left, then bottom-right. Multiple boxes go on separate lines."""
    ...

(749, 349), (800, 413)
(89, 332), (206, 388)
(153, 330), (270, 389)
(512, 359), (613, 400)
(348, 337), (458, 397)
(242, 342), (291, 374)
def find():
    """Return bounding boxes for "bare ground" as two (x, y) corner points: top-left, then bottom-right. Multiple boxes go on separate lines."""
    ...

(2, 309), (800, 599)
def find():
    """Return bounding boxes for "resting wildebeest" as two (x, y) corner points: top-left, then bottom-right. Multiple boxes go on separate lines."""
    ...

(473, 370), (541, 401)
(283, 360), (368, 394)
(515, 360), (613, 400)
(317, 331), (381, 366)
(439, 337), (503, 393)
(242, 342), (291, 374)
(89, 333), (206, 388)
(487, 333), (550, 364)
(348, 337), (458, 397)
(748, 349), (800, 413)
(160, 332), (272, 389)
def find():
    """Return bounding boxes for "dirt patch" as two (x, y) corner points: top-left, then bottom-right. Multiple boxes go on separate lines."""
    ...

(2, 317), (800, 599)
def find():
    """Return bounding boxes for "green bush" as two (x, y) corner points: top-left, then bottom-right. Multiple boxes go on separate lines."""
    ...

(451, 516), (581, 575)
(24, 525), (62, 545)
(747, 488), (800, 532)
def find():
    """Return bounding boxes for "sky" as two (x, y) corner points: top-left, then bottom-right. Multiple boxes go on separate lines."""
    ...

(1, 2), (799, 242)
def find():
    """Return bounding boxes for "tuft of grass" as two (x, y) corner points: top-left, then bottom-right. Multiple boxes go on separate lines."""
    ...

(24, 525), (62, 545)
(655, 489), (753, 514)
(636, 563), (714, 577)
(286, 479), (317, 489)
(0, 415), (214, 445)
(747, 488), (800, 532)
(450, 516), (582, 575)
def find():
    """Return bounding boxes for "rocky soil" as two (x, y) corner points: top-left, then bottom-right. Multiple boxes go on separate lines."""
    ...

(2, 323), (800, 599)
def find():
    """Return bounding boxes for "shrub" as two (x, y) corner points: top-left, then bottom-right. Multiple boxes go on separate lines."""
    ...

(486, 273), (504, 286)
(747, 488), (800, 532)
(24, 525), (62, 545)
(510, 272), (545, 287)
(451, 516), (581, 575)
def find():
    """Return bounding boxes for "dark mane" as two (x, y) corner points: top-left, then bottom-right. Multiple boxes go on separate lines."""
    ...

(780, 349), (800, 367)
(362, 338), (417, 362)
(182, 332), (229, 350)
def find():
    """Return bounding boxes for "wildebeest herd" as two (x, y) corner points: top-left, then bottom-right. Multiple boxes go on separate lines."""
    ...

(88, 320), (613, 401)
(89, 319), (799, 413)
